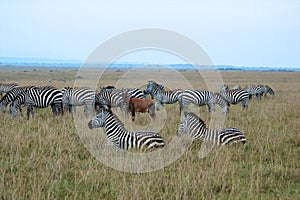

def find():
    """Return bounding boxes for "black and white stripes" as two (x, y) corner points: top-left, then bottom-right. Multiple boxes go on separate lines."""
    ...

(88, 109), (165, 150)
(144, 81), (182, 110)
(0, 86), (34, 113)
(94, 90), (129, 113)
(177, 112), (246, 145)
(178, 89), (230, 113)
(219, 89), (250, 109)
(62, 87), (96, 116)
(10, 86), (63, 119)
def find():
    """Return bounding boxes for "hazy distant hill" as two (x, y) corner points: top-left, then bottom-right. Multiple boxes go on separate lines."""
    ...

(0, 57), (299, 72)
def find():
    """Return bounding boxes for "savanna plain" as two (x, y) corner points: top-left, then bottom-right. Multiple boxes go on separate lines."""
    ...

(0, 68), (299, 199)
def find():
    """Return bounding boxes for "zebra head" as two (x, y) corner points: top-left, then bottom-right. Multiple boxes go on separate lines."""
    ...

(144, 81), (154, 95)
(220, 84), (229, 92)
(88, 110), (108, 129)
(0, 102), (6, 113)
(144, 81), (164, 96)
(264, 85), (275, 97)
(9, 103), (18, 118)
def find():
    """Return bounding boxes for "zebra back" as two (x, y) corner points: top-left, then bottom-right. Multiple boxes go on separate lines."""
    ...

(0, 83), (18, 94)
(155, 89), (183, 104)
(120, 88), (145, 99)
(178, 89), (221, 113)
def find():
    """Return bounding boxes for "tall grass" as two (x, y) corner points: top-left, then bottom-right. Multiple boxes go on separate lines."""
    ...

(0, 70), (299, 199)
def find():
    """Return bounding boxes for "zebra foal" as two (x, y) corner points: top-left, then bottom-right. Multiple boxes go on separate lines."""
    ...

(88, 109), (165, 150)
(177, 112), (247, 146)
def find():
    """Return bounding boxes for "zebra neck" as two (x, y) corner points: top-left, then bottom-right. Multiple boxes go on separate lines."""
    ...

(103, 117), (127, 138)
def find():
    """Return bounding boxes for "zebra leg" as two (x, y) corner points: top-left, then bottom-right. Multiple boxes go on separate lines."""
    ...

(149, 102), (156, 120)
(155, 101), (164, 111)
(19, 107), (23, 117)
(84, 105), (89, 117)
(180, 102), (189, 114)
(256, 94), (261, 100)
(27, 106), (34, 119)
(51, 104), (61, 116)
(208, 103), (215, 112)
(27, 106), (30, 119)
(222, 105), (229, 113)
(241, 100), (248, 110)
(59, 103), (64, 116)
(71, 106), (76, 115)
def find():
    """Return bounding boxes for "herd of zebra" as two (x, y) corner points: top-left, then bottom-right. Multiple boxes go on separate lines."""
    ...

(1, 81), (274, 151)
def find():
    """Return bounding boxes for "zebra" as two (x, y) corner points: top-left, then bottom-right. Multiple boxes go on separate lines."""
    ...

(62, 87), (96, 116)
(0, 83), (18, 98)
(10, 86), (63, 119)
(88, 109), (165, 150)
(144, 81), (182, 110)
(219, 89), (250, 109)
(94, 90), (129, 113)
(244, 85), (265, 100)
(0, 86), (34, 113)
(177, 111), (247, 146)
(178, 89), (230, 113)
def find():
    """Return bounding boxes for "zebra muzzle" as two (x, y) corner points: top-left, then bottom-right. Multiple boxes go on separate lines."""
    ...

(88, 120), (94, 129)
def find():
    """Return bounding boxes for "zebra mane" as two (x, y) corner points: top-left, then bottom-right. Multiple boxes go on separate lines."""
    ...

(184, 111), (207, 129)
(148, 81), (165, 90)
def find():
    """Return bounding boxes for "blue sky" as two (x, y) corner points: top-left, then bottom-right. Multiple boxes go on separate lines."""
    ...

(0, 0), (299, 67)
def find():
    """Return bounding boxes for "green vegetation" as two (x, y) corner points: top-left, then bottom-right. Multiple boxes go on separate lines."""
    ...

(0, 69), (299, 199)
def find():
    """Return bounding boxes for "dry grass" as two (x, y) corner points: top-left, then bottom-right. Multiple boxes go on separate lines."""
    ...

(0, 69), (299, 199)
